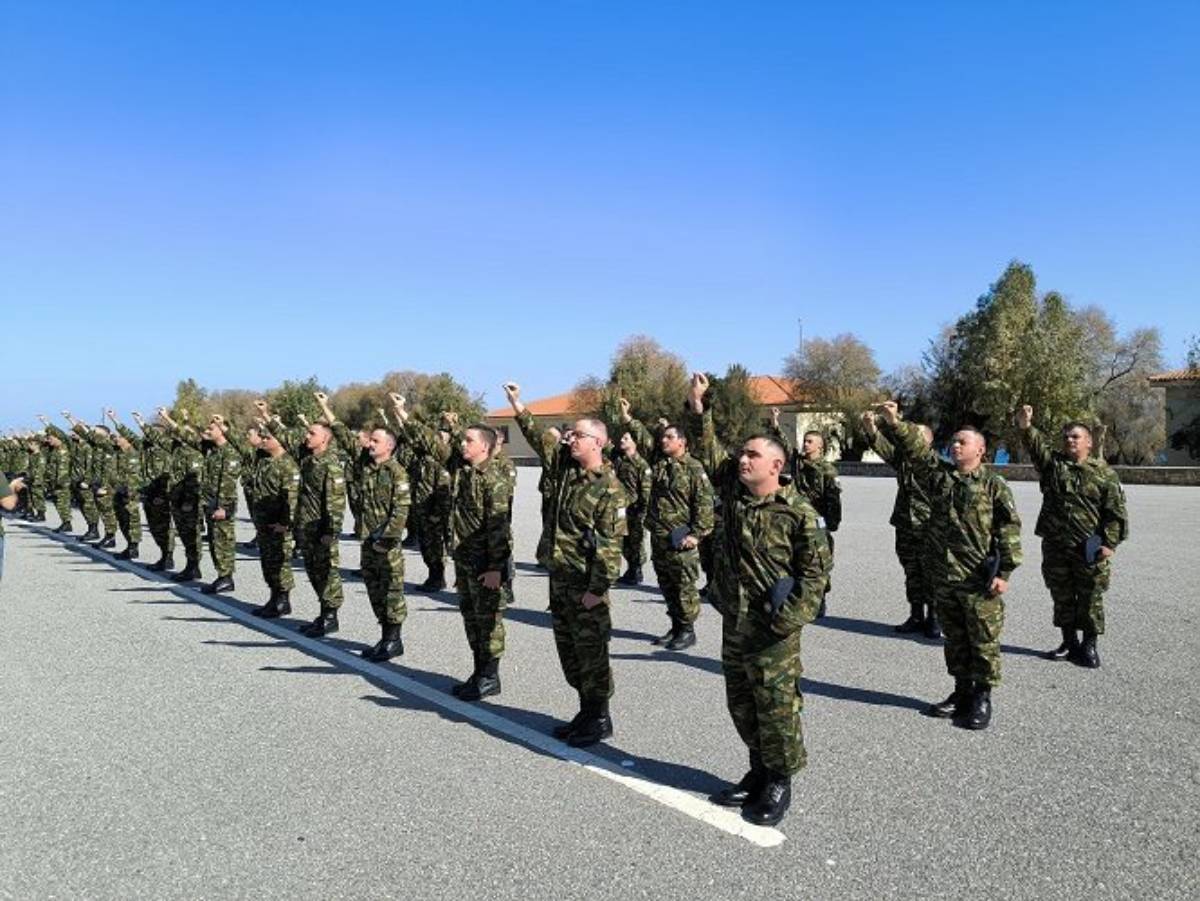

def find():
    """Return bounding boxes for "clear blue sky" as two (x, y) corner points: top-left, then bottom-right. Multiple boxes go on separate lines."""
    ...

(2, 1), (1196, 425)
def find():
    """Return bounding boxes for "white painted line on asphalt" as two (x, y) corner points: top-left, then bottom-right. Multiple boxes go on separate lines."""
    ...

(17, 523), (787, 849)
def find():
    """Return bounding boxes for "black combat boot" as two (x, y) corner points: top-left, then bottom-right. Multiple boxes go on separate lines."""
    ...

(1045, 627), (1080, 661)
(170, 562), (201, 583)
(1077, 631), (1101, 668)
(665, 624), (697, 651)
(567, 701), (613, 748)
(252, 590), (291, 619)
(201, 575), (235, 595)
(115, 544), (139, 560)
(55, 522), (73, 534)
(963, 684), (992, 730)
(98, 535), (117, 549)
(364, 624), (404, 662)
(147, 554), (175, 573)
(458, 657), (501, 701)
(618, 566), (643, 586)
(300, 605), (339, 637)
(451, 653), (483, 698)
(710, 751), (767, 808)
(553, 704), (588, 740)
(33, 511), (47, 522)
(419, 564), (446, 592)
(922, 603), (942, 639)
(743, 771), (792, 827)
(80, 525), (100, 542)
(816, 595), (828, 619)
(925, 679), (971, 718)
(652, 624), (678, 646)
(895, 603), (925, 633)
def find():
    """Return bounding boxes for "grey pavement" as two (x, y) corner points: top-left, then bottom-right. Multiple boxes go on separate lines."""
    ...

(0, 473), (1197, 900)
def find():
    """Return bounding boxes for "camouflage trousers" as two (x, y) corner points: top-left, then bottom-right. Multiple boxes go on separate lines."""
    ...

(205, 510), (237, 578)
(412, 499), (447, 569)
(144, 493), (176, 556)
(170, 492), (203, 566)
(536, 494), (555, 565)
(894, 524), (931, 607)
(258, 526), (295, 592)
(95, 489), (119, 537)
(50, 489), (72, 528)
(621, 513), (646, 568)
(115, 491), (142, 545)
(936, 584), (1005, 687)
(347, 483), (365, 539)
(300, 526), (343, 608)
(721, 613), (806, 776)
(650, 534), (701, 626)
(28, 481), (46, 516)
(76, 486), (99, 529)
(548, 570), (614, 706)
(455, 554), (509, 663)
(1041, 539), (1110, 635)
(361, 539), (406, 625)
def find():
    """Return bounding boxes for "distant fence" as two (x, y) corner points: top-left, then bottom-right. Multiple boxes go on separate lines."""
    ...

(512, 457), (1200, 486)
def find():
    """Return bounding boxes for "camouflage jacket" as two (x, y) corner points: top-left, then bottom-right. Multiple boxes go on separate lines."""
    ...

(114, 446), (143, 495)
(646, 451), (714, 539)
(612, 450), (652, 517)
(69, 437), (90, 485)
(25, 446), (45, 488)
(358, 456), (409, 543)
(792, 456), (842, 532)
(867, 426), (932, 531)
(253, 453), (301, 529)
(76, 425), (117, 488)
(450, 456), (513, 574)
(331, 422), (368, 487)
(297, 448), (346, 536)
(515, 409), (566, 499)
(884, 420), (1022, 586)
(689, 408), (831, 634)
(167, 426), (205, 497)
(201, 441), (242, 512)
(130, 426), (173, 493)
(46, 444), (71, 494)
(1021, 425), (1128, 550)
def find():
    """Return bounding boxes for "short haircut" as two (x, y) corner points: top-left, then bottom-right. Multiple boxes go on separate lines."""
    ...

(576, 417), (608, 444)
(467, 424), (498, 451)
(744, 433), (788, 461)
(803, 430), (826, 447)
(661, 422), (688, 444)
(372, 427), (398, 447)
(953, 426), (987, 448)
(1062, 421), (1093, 438)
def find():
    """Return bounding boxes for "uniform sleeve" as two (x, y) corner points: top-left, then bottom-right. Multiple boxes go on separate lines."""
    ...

(331, 421), (358, 457)
(992, 480), (1023, 579)
(323, 463), (347, 536)
(1099, 473), (1129, 550)
(283, 465), (301, 528)
(404, 418), (452, 466)
(626, 417), (656, 461)
(1020, 425), (1054, 472)
(515, 409), (559, 470)
(219, 449), (242, 507)
(587, 482), (628, 596)
(372, 465), (408, 540)
(822, 464), (843, 532)
(484, 472), (514, 573)
(690, 462), (715, 537)
(883, 420), (940, 491)
(685, 407), (734, 486)
(775, 509), (831, 634)
(867, 427), (897, 466)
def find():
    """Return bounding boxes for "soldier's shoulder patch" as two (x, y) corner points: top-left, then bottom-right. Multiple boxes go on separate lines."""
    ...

(617, 506), (626, 519)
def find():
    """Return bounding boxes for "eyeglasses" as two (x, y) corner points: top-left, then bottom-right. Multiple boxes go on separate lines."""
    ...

(568, 432), (600, 443)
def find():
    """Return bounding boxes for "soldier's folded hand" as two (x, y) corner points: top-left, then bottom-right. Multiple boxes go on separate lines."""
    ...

(212, 508), (226, 521)
(618, 397), (632, 422)
(581, 591), (605, 610)
(320, 534), (336, 547)
(988, 576), (1008, 597)
(502, 382), (520, 401)
(314, 391), (328, 403)
(479, 570), (502, 590)
(8, 476), (25, 492)
(270, 523), (288, 534)
(874, 401), (900, 425)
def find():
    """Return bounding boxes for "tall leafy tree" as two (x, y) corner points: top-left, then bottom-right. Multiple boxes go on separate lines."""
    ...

(782, 333), (881, 460)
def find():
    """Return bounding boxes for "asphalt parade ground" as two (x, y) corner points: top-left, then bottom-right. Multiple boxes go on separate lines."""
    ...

(1, 473), (1196, 900)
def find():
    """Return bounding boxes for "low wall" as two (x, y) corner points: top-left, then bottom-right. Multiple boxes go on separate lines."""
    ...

(836, 461), (1200, 486)
(510, 457), (1200, 486)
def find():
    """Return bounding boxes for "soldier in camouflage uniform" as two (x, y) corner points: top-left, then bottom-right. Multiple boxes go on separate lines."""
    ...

(199, 418), (242, 594)
(687, 374), (831, 827)
(65, 414), (120, 548)
(62, 414), (103, 543)
(105, 412), (144, 559)
(1016, 405), (1128, 668)
(623, 404), (714, 650)
(285, 422), (346, 632)
(354, 427), (410, 660)
(613, 432), (651, 586)
(507, 383), (627, 744)
(249, 426), (301, 617)
(37, 420), (74, 532)
(129, 412), (176, 571)
(22, 436), (47, 522)
(862, 412), (939, 637)
(159, 408), (205, 582)
(875, 401), (1022, 730)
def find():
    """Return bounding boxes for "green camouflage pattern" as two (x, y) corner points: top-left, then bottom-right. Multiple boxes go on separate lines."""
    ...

(359, 457), (411, 625)
(253, 453), (301, 592)
(1041, 540), (1110, 634)
(298, 448), (346, 609)
(613, 450), (651, 569)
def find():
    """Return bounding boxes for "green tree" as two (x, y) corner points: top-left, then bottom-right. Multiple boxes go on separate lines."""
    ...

(703, 364), (763, 447)
(573, 335), (690, 433)
(782, 333), (881, 461)
(170, 378), (211, 425)
(266, 377), (328, 425)
(1186, 334), (1200, 370)
(330, 370), (484, 429)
